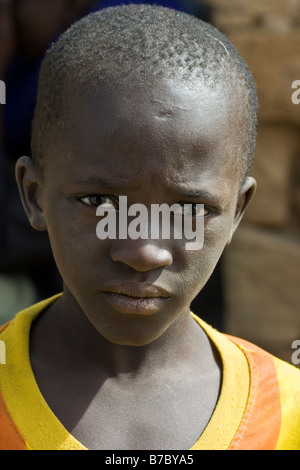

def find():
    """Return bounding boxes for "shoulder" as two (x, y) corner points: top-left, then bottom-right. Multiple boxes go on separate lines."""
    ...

(192, 316), (300, 449)
(0, 319), (26, 450)
(0, 295), (61, 450)
(227, 333), (300, 388)
(271, 355), (300, 450)
(227, 334), (300, 450)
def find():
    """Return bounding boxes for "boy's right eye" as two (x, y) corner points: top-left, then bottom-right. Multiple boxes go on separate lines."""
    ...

(79, 195), (117, 209)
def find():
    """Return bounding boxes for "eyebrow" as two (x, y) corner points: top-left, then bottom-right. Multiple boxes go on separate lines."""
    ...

(73, 176), (221, 205)
(73, 176), (121, 191)
(171, 186), (221, 205)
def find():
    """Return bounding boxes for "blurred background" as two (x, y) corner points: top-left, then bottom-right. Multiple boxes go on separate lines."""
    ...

(206, 0), (300, 366)
(0, 0), (299, 366)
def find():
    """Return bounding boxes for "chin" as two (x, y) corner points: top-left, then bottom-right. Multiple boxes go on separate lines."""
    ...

(92, 318), (168, 347)
(101, 328), (164, 347)
(108, 338), (155, 347)
(86, 305), (179, 347)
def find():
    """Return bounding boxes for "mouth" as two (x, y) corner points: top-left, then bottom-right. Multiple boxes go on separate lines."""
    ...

(101, 283), (171, 315)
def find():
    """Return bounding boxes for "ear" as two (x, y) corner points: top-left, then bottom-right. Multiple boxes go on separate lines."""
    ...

(15, 156), (47, 231)
(226, 176), (257, 245)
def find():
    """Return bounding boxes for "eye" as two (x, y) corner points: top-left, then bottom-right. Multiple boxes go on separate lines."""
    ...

(176, 203), (210, 218)
(80, 195), (117, 209)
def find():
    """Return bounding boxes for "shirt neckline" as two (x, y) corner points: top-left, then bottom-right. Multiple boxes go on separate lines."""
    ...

(0, 295), (250, 450)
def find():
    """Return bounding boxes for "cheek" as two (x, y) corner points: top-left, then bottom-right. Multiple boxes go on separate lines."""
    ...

(44, 204), (107, 284)
(179, 218), (233, 294)
(204, 221), (232, 251)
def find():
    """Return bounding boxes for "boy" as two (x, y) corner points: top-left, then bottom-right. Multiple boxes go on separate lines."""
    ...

(0, 4), (299, 450)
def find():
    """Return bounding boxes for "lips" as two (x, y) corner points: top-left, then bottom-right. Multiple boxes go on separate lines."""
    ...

(101, 283), (171, 315)
(103, 282), (171, 298)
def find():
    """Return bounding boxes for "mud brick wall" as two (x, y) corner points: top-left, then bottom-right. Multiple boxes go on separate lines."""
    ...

(201, 0), (300, 364)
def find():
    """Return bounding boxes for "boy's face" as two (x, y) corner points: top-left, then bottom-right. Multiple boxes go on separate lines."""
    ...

(17, 79), (256, 346)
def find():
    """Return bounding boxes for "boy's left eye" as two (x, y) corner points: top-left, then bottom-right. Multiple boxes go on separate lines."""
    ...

(176, 203), (210, 218)
(80, 195), (116, 208)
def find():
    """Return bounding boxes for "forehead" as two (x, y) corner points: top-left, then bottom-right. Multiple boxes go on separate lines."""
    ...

(48, 78), (244, 192)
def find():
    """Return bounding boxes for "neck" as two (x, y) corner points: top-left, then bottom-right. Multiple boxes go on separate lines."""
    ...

(32, 288), (212, 380)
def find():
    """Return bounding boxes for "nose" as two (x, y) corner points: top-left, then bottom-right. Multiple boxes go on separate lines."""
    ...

(110, 239), (173, 272)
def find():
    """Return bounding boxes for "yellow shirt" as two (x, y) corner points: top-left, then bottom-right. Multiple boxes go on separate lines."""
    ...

(0, 295), (300, 450)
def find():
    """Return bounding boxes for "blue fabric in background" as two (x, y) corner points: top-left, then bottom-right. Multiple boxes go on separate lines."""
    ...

(89, 0), (189, 12)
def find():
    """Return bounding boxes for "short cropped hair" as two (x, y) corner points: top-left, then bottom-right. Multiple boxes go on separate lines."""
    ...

(31, 3), (258, 178)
